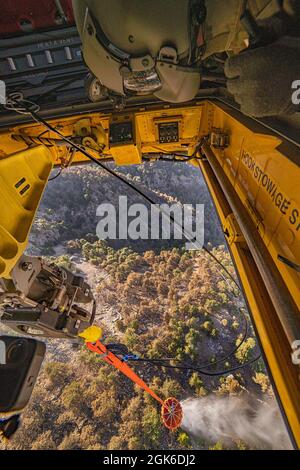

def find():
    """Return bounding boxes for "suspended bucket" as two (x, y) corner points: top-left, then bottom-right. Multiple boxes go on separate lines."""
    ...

(161, 397), (183, 431)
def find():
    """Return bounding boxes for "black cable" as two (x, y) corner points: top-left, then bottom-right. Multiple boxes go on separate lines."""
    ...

(123, 304), (255, 375)
(6, 98), (244, 347)
(48, 168), (63, 181)
(142, 153), (194, 162)
(7, 100), (240, 291)
(127, 353), (261, 377)
(4, 97), (259, 379)
(5, 97), (239, 294)
(105, 302), (252, 378)
(6, 98), (244, 370)
(126, 305), (249, 371)
(6, 98), (244, 320)
(202, 245), (240, 291)
(106, 303), (253, 378)
(188, 307), (249, 369)
(144, 146), (199, 160)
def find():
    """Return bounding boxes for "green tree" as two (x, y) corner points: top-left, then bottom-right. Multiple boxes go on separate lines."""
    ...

(142, 405), (162, 447)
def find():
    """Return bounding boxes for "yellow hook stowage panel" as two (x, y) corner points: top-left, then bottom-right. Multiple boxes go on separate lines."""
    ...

(0, 145), (53, 279)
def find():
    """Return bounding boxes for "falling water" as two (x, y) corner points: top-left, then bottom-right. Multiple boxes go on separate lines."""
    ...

(181, 395), (293, 450)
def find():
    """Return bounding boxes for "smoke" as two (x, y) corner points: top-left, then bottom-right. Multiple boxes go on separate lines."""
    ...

(181, 395), (293, 450)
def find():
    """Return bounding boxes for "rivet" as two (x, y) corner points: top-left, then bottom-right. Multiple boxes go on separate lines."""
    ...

(87, 24), (94, 36)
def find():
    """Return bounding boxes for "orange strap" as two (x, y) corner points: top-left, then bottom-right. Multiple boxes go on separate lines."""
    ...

(87, 340), (164, 405)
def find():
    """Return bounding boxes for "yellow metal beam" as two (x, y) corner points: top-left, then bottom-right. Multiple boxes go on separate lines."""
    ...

(198, 155), (300, 448)
(0, 145), (54, 278)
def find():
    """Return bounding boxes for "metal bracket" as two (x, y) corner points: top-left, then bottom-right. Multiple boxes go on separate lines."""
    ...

(224, 213), (245, 245)
(73, 118), (107, 151)
(210, 128), (230, 149)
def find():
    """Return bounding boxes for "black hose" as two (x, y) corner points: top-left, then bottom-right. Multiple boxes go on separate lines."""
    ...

(127, 353), (261, 377)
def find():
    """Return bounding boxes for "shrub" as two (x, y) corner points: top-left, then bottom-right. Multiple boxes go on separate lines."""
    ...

(209, 441), (224, 450)
(124, 327), (139, 350)
(231, 320), (240, 330)
(44, 362), (68, 387)
(177, 432), (191, 447)
(252, 372), (270, 393)
(31, 431), (56, 450)
(217, 374), (241, 395)
(58, 431), (82, 450)
(235, 337), (256, 363)
(61, 381), (86, 413)
(161, 379), (183, 399)
(142, 405), (162, 446)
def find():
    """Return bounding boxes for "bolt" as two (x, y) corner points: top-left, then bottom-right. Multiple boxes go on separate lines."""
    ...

(21, 262), (33, 272)
(119, 65), (131, 78)
(87, 24), (94, 36)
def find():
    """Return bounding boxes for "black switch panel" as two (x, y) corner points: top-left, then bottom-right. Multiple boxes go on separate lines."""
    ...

(158, 122), (179, 144)
(110, 121), (134, 145)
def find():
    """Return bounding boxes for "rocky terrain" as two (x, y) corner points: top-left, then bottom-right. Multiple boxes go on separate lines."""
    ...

(28, 161), (224, 255)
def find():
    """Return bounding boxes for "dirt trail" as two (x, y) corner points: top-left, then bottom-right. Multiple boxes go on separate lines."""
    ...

(76, 259), (121, 335)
